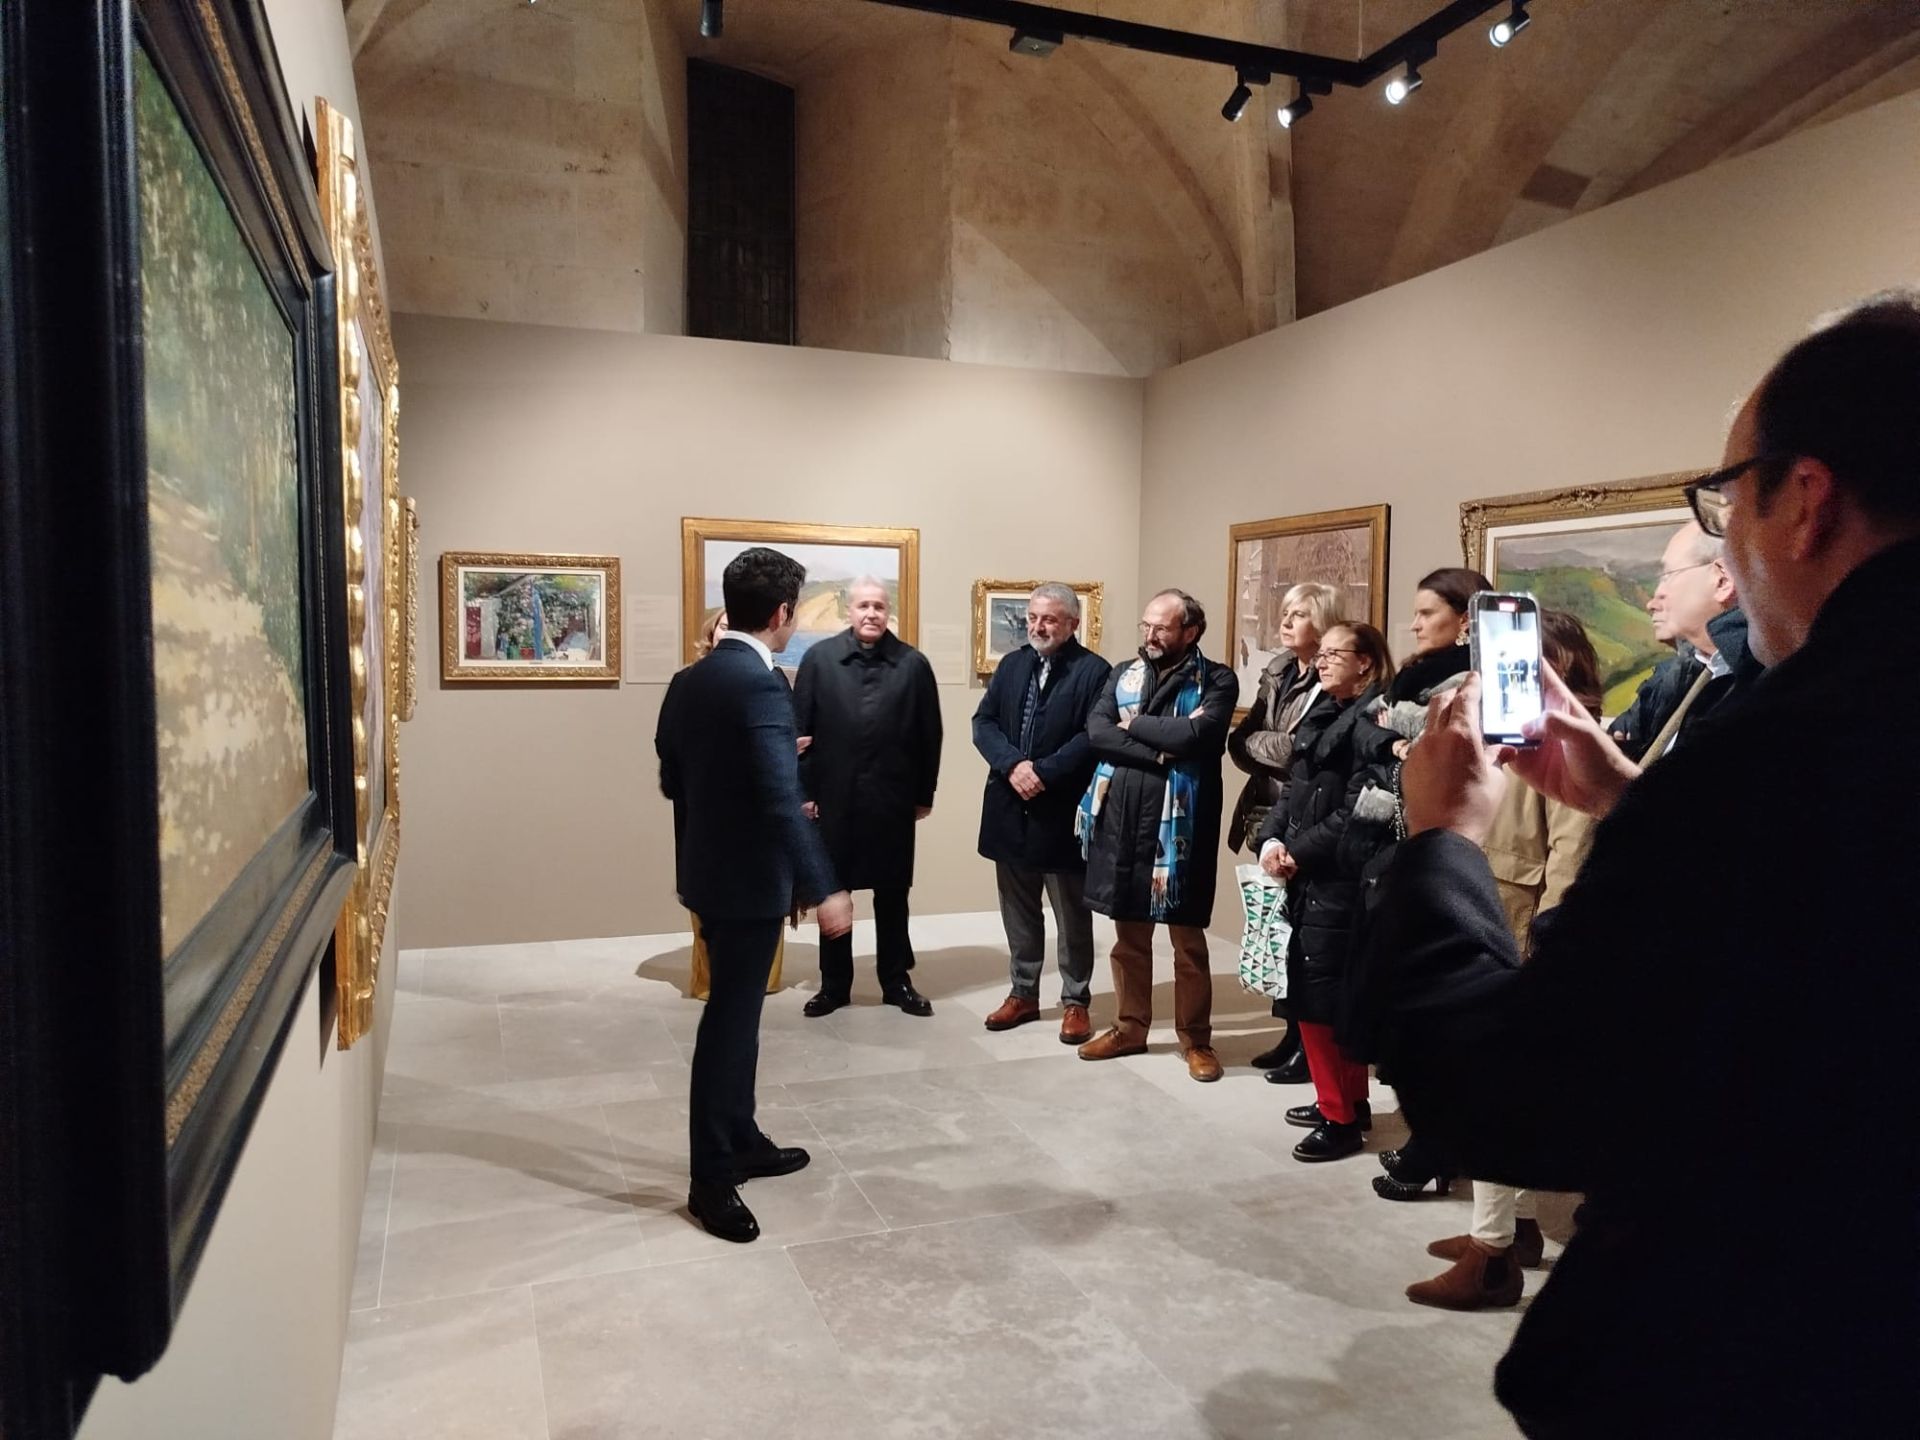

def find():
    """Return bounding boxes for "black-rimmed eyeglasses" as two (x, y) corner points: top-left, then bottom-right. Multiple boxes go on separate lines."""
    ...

(1684, 454), (1784, 538)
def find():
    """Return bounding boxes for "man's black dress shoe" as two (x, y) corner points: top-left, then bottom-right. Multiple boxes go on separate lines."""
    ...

(882, 984), (933, 1017)
(1284, 1100), (1371, 1131)
(1248, 1032), (1300, 1071)
(802, 991), (849, 1018)
(687, 1181), (760, 1243)
(1292, 1120), (1365, 1163)
(1262, 1051), (1312, 1085)
(735, 1138), (811, 1182)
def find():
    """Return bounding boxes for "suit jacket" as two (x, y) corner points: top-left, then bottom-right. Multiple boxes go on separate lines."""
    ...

(1356, 536), (1920, 1436)
(657, 638), (837, 922)
(971, 638), (1111, 871)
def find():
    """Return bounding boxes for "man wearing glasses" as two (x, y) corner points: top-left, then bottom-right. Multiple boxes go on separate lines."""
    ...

(1356, 290), (1920, 1436)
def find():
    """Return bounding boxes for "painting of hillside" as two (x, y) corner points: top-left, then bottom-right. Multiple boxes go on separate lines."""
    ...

(702, 539), (900, 667)
(1493, 520), (1673, 716)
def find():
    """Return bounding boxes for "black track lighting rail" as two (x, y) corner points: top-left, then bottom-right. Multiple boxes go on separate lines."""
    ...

(854, 0), (1510, 92)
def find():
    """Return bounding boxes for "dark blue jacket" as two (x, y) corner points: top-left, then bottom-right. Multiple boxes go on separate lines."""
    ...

(971, 639), (1111, 871)
(657, 639), (837, 921)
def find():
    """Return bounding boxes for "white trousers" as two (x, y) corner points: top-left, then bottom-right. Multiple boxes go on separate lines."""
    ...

(1470, 1180), (1536, 1247)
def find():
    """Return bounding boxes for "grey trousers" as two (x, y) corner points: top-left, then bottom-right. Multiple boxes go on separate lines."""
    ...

(995, 862), (1095, 1006)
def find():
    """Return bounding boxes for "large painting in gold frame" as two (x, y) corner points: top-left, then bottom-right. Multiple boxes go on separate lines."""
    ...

(317, 98), (400, 1050)
(1461, 472), (1693, 717)
(680, 518), (921, 670)
(1227, 504), (1389, 715)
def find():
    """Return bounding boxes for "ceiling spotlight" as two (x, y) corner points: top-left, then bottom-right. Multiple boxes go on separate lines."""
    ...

(1009, 28), (1062, 57)
(1489, 2), (1530, 47)
(1221, 67), (1269, 123)
(1384, 60), (1424, 105)
(699, 0), (722, 39)
(1277, 93), (1313, 129)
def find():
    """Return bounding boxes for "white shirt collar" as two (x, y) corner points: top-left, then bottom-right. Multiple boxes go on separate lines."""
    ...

(719, 632), (775, 670)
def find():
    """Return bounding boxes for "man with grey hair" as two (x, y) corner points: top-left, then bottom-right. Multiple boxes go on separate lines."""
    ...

(1077, 588), (1238, 1081)
(794, 577), (943, 1017)
(972, 583), (1112, 1043)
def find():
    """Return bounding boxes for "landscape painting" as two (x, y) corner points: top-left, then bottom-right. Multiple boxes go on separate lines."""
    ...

(1229, 506), (1389, 712)
(440, 552), (622, 683)
(970, 579), (1105, 676)
(681, 519), (921, 669)
(356, 317), (388, 827)
(1489, 520), (1680, 716)
(137, 46), (309, 958)
(1462, 474), (1693, 721)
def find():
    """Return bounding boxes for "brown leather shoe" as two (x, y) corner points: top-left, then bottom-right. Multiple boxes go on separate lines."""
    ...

(1058, 1003), (1093, 1046)
(1184, 1047), (1223, 1083)
(984, 994), (1041, 1031)
(1406, 1240), (1523, 1310)
(1077, 1027), (1146, 1061)
(1427, 1216), (1545, 1268)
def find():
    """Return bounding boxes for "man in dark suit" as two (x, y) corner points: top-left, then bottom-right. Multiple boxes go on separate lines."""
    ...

(1359, 293), (1920, 1435)
(971, 583), (1111, 1044)
(657, 546), (853, 1244)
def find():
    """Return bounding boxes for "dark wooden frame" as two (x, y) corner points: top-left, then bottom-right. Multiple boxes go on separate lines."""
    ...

(0, 0), (353, 1431)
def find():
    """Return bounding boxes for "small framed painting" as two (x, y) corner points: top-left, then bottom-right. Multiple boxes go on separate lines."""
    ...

(440, 551), (622, 683)
(1228, 505), (1389, 714)
(1461, 472), (1692, 716)
(971, 579), (1104, 676)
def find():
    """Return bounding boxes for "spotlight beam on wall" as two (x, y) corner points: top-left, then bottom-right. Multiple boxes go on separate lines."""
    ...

(852, 0), (1511, 95)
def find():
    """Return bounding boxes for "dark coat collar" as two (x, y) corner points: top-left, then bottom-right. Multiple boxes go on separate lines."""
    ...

(1390, 646), (1471, 704)
(1705, 606), (1758, 680)
(835, 627), (905, 664)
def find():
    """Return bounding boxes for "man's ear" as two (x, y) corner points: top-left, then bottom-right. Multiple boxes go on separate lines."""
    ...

(1783, 459), (1841, 562)
(1710, 559), (1738, 608)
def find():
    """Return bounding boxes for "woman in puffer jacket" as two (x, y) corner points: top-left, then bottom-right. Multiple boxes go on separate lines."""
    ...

(1254, 622), (1399, 1164)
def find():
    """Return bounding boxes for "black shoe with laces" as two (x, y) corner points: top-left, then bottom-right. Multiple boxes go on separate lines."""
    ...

(1291, 1120), (1365, 1163)
(882, 983), (933, 1017)
(1284, 1100), (1371, 1131)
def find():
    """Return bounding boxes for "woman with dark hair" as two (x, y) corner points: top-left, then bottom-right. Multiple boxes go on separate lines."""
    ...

(1404, 610), (1603, 1308)
(1255, 622), (1399, 1162)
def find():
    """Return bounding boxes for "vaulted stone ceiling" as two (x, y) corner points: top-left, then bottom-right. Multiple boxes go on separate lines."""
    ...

(348, 0), (1920, 365)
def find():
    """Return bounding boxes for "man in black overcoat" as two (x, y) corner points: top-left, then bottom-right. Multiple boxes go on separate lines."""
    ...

(656, 547), (853, 1244)
(1358, 292), (1920, 1436)
(1077, 589), (1238, 1082)
(971, 583), (1112, 1044)
(793, 578), (944, 1017)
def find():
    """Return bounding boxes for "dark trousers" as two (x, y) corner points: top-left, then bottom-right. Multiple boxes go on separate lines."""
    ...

(688, 915), (781, 1184)
(818, 887), (913, 997)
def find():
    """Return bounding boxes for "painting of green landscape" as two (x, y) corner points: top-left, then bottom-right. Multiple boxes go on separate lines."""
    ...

(137, 47), (309, 958)
(1492, 520), (1674, 717)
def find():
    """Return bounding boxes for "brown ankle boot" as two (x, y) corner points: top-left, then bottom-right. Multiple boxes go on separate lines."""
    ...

(1077, 1027), (1147, 1061)
(1428, 1218), (1546, 1269)
(1406, 1240), (1523, 1310)
(984, 994), (1041, 1031)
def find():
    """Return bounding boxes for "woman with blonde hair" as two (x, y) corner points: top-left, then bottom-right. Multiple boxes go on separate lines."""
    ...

(686, 607), (787, 1000)
(1229, 581), (1340, 1080)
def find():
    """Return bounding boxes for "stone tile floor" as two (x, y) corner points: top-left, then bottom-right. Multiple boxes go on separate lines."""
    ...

(335, 913), (1550, 1439)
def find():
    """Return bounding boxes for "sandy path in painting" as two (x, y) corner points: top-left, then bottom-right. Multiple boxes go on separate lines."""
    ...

(149, 476), (309, 955)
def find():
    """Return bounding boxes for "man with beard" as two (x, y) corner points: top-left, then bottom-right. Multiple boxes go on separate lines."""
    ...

(794, 578), (943, 1017)
(1076, 589), (1238, 1082)
(972, 583), (1112, 1044)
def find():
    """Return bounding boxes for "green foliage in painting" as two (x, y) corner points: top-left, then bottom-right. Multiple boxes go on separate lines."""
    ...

(1503, 563), (1667, 712)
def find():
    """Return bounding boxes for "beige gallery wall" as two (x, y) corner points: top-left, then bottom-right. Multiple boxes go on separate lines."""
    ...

(397, 318), (1144, 948)
(1140, 90), (1920, 927)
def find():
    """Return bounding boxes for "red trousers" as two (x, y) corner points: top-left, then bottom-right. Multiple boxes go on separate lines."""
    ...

(1296, 1020), (1369, 1123)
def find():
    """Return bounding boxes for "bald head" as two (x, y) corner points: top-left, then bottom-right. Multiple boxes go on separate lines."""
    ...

(1650, 522), (1735, 653)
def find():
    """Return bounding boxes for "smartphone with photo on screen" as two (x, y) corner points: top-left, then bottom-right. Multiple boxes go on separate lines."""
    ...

(1469, 591), (1544, 746)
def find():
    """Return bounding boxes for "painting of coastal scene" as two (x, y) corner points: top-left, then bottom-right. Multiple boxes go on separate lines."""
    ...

(1491, 518), (1681, 716)
(137, 47), (309, 958)
(701, 539), (901, 668)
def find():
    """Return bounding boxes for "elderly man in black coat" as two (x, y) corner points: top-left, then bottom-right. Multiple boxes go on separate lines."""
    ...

(972, 583), (1112, 1045)
(1359, 292), (1920, 1436)
(793, 578), (943, 1017)
(1076, 589), (1238, 1082)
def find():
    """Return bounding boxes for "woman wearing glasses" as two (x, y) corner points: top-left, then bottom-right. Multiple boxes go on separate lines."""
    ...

(1255, 622), (1398, 1162)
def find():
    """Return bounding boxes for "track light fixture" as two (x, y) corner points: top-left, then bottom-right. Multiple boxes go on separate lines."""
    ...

(1489, 2), (1530, 47)
(1384, 56), (1425, 105)
(1009, 27), (1062, 57)
(1277, 78), (1328, 130)
(1220, 67), (1267, 123)
(699, 0), (722, 38)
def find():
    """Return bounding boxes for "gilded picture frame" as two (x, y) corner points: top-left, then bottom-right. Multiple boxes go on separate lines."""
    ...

(680, 517), (921, 669)
(970, 579), (1104, 676)
(399, 495), (419, 721)
(1461, 472), (1694, 716)
(440, 551), (623, 682)
(317, 97), (401, 1050)
(1227, 504), (1390, 715)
